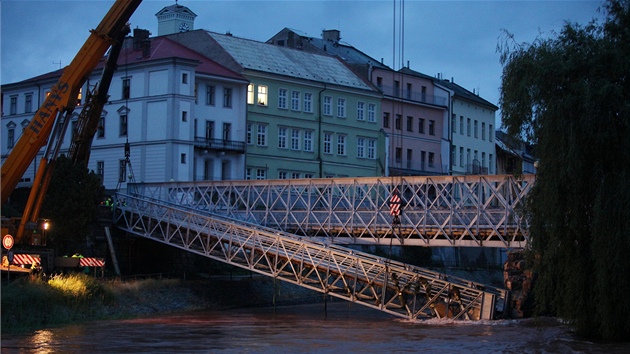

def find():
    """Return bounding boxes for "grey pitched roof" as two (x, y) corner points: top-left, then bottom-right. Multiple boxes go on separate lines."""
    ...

(207, 32), (373, 90)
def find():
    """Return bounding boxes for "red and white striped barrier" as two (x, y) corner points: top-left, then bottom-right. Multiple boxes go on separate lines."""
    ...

(11, 254), (40, 266)
(79, 258), (105, 267)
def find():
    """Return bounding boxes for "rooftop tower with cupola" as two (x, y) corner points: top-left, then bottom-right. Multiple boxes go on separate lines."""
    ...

(156, 1), (197, 36)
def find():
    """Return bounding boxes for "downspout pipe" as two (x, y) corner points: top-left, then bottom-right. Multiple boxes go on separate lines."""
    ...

(317, 84), (327, 177)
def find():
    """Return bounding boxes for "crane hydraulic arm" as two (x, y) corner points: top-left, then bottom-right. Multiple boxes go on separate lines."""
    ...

(0, 0), (142, 207)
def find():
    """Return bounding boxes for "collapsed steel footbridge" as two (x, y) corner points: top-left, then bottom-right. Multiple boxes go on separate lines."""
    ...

(114, 174), (534, 321)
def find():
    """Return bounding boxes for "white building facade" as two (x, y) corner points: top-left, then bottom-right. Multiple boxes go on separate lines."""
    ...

(1, 32), (248, 193)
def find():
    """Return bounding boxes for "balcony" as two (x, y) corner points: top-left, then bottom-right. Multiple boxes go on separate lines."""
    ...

(379, 85), (447, 107)
(194, 137), (245, 154)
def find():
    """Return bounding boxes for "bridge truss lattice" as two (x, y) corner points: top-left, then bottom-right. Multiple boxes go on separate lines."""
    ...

(114, 194), (508, 321)
(125, 174), (534, 248)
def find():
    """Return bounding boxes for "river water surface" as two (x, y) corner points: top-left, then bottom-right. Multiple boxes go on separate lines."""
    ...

(2, 302), (628, 353)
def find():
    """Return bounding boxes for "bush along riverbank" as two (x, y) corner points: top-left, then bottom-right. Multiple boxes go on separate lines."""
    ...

(1, 273), (322, 334)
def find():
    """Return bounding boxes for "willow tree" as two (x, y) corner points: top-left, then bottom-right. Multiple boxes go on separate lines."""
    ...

(498, 0), (629, 341)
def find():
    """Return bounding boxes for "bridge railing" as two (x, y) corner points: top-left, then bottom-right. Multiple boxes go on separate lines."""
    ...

(114, 193), (509, 320)
(124, 174), (534, 248)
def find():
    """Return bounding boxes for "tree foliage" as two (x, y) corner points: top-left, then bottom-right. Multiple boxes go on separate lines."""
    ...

(498, 0), (630, 341)
(40, 156), (104, 255)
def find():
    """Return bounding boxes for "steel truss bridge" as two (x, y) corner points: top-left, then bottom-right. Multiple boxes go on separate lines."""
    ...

(114, 174), (533, 321)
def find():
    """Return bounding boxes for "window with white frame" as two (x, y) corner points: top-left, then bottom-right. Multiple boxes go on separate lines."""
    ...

(257, 124), (267, 146)
(10, 96), (17, 115)
(206, 85), (215, 105)
(256, 168), (267, 180)
(337, 98), (346, 118)
(303, 130), (313, 152)
(357, 137), (365, 158)
(291, 129), (300, 150)
(323, 96), (332, 116)
(291, 91), (300, 111)
(278, 88), (287, 109)
(367, 103), (376, 122)
(120, 114), (128, 136)
(278, 171), (287, 179)
(97, 117), (105, 138)
(337, 135), (346, 155)
(246, 123), (252, 145)
(25, 93), (33, 113)
(258, 85), (268, 106)
(323, 133), (332, 154)
(357, 102), (365, 121)
(246, 168), (251, 180)
(223, 88), (232, 108)
(247, 84), (254, 105)
(291, 172), (300, 179)
(303, 93), (313, 113)
(118, 160), (126, 182)
(367, 139), (376, 159)
(278, 127), (287, 149)
(7, 125), (15, 148)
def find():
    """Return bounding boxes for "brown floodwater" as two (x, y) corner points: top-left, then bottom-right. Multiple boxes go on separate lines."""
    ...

(2, 302), (628, 353)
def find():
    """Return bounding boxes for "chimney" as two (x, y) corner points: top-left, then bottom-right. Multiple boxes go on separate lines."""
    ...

(133, 28), (151, 50)
(322, 29), (341, 43)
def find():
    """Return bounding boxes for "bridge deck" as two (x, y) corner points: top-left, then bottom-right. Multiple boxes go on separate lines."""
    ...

(114, 193), (510, 321)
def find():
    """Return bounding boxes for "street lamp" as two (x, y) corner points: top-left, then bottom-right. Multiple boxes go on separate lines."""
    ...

(42, 220), (50, 246)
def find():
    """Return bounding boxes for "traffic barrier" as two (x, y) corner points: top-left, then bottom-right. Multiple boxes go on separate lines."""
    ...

(11, 254), (40, 266)
(79, 257), (105, 267)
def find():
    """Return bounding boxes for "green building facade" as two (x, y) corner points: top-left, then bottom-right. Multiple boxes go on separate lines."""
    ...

(170, 30), (385, 179)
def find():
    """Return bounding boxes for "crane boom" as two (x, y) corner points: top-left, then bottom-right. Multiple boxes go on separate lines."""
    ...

(1, 0), (142, 206)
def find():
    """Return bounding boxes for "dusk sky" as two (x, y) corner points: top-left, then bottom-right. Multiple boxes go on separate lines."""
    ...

(1, 0), (603, 128)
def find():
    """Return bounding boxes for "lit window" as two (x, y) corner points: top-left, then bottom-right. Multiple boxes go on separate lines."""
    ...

(258, 85), (268, 106)
(247, 84), (254, 105)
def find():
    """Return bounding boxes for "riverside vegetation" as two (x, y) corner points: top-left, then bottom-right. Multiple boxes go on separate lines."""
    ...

(1, 273), (322, 334)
